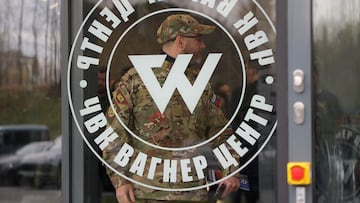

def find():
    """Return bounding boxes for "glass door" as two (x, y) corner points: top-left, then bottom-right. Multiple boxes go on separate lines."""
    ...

(313, 1), (360, 202)
(0, 0), (61, 202)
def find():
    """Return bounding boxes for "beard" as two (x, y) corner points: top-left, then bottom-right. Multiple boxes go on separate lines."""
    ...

(190, 51), (203, 65)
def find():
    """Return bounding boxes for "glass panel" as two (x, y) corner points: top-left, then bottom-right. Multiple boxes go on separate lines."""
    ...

(0, 0), (61, 202)
(72, 0), (276, 202)
(313, 1), (360, 202)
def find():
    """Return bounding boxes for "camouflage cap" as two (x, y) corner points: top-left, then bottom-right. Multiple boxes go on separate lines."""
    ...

(157, 14), (216, 44)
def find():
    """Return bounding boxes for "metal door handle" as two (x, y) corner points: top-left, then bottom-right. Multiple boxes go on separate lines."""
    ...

(293, 101), (305, 125)
(293, 69), (304, 93)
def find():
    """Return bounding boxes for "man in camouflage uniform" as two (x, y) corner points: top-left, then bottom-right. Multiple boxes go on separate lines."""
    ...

(103, 14), (240, 203)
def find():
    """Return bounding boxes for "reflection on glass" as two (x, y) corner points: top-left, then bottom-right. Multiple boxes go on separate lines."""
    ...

(313, 1), (360, 202)
(0, 140), (51, 185)
(17, 136), (62, 188)
(0, 0), (61, 202)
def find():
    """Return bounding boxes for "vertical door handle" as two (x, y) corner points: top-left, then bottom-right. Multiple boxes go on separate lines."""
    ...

(293, 101), (305, 125)
(293, 69), (304, 93)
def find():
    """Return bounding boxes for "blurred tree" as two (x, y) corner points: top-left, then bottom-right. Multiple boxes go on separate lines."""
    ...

(31, 0), (40, 87)
(17, 0), (25, 86)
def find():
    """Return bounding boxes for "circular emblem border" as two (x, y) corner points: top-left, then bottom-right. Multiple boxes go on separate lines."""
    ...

(67, 0), (278, 191)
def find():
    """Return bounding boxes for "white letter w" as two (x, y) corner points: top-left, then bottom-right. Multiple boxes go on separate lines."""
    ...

(128, 53), (222, 114)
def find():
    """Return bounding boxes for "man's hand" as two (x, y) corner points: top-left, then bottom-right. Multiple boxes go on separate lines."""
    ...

(218, 176), (240, 198)
(116, 184), (135, 203)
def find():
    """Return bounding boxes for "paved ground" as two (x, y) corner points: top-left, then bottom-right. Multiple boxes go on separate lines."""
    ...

(0, 187), (60, 203)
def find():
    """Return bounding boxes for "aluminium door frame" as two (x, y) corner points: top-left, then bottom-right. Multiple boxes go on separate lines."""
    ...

(276, 0), (313, 202)
(61, 0), (87, 202)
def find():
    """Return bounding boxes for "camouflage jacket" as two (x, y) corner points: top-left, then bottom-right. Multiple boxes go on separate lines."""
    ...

(103, 56), (235, 201)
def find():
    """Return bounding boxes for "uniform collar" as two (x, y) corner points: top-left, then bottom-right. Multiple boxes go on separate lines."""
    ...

(161, 51), (176, 63)
(165, 55), (176, 63)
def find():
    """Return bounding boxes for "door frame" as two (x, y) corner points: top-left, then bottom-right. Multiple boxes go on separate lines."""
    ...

(276, 0), (314, 202)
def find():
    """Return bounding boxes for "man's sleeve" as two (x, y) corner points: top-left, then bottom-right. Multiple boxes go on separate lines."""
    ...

(205, 85), (241, 178)
(103, 78), (134, 188)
